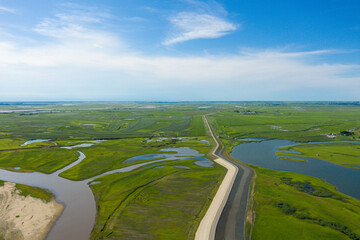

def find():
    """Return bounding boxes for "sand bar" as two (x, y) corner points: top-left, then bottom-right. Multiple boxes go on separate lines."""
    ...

(0, 182), (64, 240)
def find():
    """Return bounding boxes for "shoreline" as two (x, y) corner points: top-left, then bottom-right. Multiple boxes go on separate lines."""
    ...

(41, 199), (64, 240)
(0, 182), (64, 240)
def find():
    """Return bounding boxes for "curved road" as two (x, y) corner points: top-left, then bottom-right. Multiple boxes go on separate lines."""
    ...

(214, 142), (254, 240)
(197, 116), (254, 240)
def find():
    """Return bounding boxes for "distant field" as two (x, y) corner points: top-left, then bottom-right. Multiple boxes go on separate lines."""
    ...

(210, 104), (360, 143)
(0, 103), (210, 140)
(248, 166), (360, 240)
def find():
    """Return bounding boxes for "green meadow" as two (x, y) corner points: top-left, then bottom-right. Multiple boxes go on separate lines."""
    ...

(0, 147), (78, 173)
(209, 103), (360, 145)
(248, 166), (360, 240)
(90, 159), (225, 240)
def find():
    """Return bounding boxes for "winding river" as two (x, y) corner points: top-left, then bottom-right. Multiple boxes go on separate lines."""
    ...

(0, 147), (213, 240)
(231, 139), (360, 199)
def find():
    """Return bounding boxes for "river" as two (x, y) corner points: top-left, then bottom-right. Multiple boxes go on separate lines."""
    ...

(0, 147), (213, 239)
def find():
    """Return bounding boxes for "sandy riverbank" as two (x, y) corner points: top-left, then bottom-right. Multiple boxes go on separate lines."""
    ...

(0, 182), (64, 240)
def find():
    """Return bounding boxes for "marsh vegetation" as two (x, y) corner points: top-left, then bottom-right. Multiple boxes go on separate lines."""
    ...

(0, 102), (359, 239)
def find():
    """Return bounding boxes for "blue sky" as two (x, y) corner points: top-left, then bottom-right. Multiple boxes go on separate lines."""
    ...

(0, 0), (359, 101)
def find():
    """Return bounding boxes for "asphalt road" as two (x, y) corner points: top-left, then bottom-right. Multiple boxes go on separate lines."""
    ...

(214, 140), (254, 240)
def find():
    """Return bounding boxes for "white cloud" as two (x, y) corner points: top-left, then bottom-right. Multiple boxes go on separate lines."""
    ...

(0, 8), (359, 101)
(163, 12), (237, 45)
(32, 12), (127, 53)
(0, 6), (16, 14)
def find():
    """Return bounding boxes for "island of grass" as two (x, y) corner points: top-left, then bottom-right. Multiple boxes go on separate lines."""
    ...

(246, 166), (360, 240)
(277, 142), (360, 168)
(0, 146), (79, 174)
(277, 156), (307, 162)
(58, 136), (211, 180)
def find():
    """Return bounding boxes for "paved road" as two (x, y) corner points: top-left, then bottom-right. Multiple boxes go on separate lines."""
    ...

(214, 145), (254, 240)
(197, 116), (254, 240)
(195, 117), (238, 240)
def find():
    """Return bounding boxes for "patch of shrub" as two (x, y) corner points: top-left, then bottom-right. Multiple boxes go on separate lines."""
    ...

(275, 202), (297, 215)
(275, 201), (360, 240)
(280, 177), (343, 200)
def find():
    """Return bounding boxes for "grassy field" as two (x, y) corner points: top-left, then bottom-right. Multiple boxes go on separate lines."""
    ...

(278, 142), (360, 168)
(90, 159), (225, 240)
(189, 115), (207, 136)
(210, 103), (360, 144)
(0, 147), (78, 173)
(0, 102), (212, 140)
(249, 166), (360, 240)
(59, 137), (211, 180)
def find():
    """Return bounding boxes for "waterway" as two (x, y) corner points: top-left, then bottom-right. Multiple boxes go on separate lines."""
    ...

(231, 139), (360, 199)
(0, 147), (212, 239)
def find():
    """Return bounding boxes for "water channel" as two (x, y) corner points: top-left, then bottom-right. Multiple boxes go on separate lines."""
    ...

(0, 147), (212, 240)
(231, 139), (360, 199)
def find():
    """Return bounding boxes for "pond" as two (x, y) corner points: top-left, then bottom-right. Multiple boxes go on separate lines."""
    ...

(21, 139), (51, 146)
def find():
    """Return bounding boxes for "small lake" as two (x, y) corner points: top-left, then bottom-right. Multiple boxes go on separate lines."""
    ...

(21, 139), (51, 146)
(231, 139), (360, 199)
(0, 147), (212, 240)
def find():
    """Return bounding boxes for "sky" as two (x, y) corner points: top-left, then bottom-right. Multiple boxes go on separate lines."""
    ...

(0, 0), (359, 101)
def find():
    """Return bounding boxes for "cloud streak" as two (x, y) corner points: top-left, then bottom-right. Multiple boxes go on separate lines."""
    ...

(0, 5), (16, 14)
(163, 12), (237, 45)
(163, 0), (237, 45)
